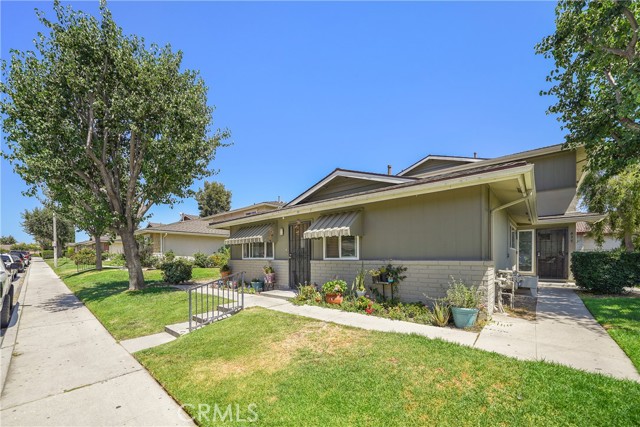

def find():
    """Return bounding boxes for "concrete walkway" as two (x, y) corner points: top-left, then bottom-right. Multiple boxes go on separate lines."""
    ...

(0, 259), (194, 427)
(243, 286), (640, 382)
(476, 284), (640, 382)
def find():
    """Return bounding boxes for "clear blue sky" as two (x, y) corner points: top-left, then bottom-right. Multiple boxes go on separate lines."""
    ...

(1, 1), (563, 244)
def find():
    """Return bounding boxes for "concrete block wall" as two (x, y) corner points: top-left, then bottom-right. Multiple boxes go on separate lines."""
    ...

(310, 260), (496, 314)
(228, 260), (289, 290)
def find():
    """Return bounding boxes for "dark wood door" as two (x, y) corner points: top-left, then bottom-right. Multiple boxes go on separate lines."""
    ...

(288, 221), (311, 289)
(537, 228), (568, 280)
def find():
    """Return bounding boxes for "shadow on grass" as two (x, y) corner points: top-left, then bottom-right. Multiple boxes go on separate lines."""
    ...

(73, 277), (182, 305)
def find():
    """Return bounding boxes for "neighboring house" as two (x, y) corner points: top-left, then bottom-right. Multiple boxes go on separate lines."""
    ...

(575, 221), (619, 251)
(135, 202), (285, 258)
(213, 144), (602, 314)
(68, 236), (111, 253)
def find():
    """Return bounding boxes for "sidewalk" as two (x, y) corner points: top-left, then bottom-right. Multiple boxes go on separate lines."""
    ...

(244, 286), (640, 382)
(0, 259), (194, 426)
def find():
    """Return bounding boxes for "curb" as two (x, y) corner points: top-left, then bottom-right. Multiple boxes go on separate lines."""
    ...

(0, 262), (32, 395)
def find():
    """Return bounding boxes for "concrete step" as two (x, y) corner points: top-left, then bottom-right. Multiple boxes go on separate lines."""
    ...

(258, 290), (298, 301)
(165, 310), (239, 337)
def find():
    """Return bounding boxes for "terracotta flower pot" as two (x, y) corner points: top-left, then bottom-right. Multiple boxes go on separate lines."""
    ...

(325, 293), (343, 305)
(221, 271), (231, 280)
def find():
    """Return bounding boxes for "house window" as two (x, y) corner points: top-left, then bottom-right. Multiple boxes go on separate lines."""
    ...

(509, 225), (517, 249)
(323, 236), (359, 260)
(242, 242), (274, 259)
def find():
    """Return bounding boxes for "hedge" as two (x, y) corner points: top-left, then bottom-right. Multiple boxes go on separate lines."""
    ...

(160, 259), (193, 284)
(42, 250), (54, 259)
(571, 251), (640, 294)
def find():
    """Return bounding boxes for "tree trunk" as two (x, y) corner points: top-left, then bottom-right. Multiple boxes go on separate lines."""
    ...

(120, 228), (145, 290)
(94, 234), (103, 271)
(624, 231), (634, 252)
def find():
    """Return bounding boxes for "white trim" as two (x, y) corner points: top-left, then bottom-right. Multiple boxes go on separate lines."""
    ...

(215, 164), (536, 229)
(323, 235), (360, 260)
(517, 229), (535, 274)
(397, 155), (483, 177)
(509, 224), (517, 250)
(288, 170), (415, 206)
(242, 242), (275, 260)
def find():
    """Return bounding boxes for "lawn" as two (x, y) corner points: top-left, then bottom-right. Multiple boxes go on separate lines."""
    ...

(47, 258), (221, 340)
(136, 307), (640, 427)
(581, 294), (640, 371)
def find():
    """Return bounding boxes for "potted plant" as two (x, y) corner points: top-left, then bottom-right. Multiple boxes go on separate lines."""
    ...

(220, 264), (232, 279)
(353, 267), (367, 297)
(263, 264), (276, 284)
(445, 277), (481, 328)
(322, 279), (347, 304)
(250, 278), (264, 292)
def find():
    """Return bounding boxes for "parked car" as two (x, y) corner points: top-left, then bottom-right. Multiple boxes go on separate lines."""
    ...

(1, 261), (15, 328)
(5, 254), (24, 273)
(1, 254), (18, 281)
(10, 250), (29, 267)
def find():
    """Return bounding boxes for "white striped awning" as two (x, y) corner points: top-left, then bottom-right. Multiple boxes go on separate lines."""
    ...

(225, 224), (274, 245)
(303, 211), (363, 239)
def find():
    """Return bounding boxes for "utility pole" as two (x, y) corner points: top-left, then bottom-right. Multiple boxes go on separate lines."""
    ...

(53, 212), (58, 268)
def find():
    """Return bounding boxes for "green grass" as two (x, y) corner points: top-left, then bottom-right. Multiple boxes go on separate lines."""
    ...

(581, 294), (640, 371)
(46, 258), (222, 340)
(136, 307), (640, 427)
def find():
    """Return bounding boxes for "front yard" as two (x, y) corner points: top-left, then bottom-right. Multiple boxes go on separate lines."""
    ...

(137, 307), (640, 427)
(47, 258), (221, 340)
(580, 293), (640, 371)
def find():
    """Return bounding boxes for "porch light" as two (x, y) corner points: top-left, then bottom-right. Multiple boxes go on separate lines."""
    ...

(279, 227), (284, 236)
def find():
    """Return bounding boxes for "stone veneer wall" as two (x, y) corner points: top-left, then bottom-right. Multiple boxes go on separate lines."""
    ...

(228, 260), (289, 290)
(311, 260), (495, 314)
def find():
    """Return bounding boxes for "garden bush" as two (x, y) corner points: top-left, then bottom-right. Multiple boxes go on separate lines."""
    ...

(160, 259), (193, 284)
(42, 250), (54, 259)
(571, 251), (640, 294)
(193, 251), (213, 268)
(163, 250), (176, 263)
(74, 248), (96, 266)
(209, 246), (230, 268)
(66, 247), (75, 259)
(108, 253), (126, 266)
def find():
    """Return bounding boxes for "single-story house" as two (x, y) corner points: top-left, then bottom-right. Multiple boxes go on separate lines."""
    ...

(68, 236), (111, 253)
(135, 202), (285, 258)
(575, 221), (619, 251)
(212, 144), (603, 314)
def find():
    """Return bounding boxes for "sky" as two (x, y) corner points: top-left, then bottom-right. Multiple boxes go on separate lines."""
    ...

(1, 1), (564, 244)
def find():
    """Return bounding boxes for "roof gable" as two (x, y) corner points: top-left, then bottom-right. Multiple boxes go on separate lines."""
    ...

(287, 169), (416, 206)
(398, 155), (484, 177)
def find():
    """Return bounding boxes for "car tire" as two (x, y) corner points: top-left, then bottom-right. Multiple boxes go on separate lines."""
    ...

(1, 295), (10, 329)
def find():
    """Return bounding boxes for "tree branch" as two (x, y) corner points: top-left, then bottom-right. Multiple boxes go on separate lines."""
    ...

(622, 6), (639, 59)
(604, 69), (623, 104)
(620, 117), (640, 132)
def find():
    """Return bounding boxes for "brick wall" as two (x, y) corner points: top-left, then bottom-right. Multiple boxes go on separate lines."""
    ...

(228, 260), (289, 290)
(310, 260), (495, 314)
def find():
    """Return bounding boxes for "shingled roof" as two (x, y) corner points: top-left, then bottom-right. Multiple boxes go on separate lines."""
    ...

(140, 219), (229, 236)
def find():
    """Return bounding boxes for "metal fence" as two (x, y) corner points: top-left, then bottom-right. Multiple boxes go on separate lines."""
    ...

(188, 271), (246, 332)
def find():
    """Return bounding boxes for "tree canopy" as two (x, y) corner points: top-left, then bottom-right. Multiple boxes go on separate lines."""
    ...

(1, 1), (228, 289)
(21, 207), (75, 251)
(196, 181), (232, 217)
(536, 1), (639, 177)
(0, 236), (17, 245)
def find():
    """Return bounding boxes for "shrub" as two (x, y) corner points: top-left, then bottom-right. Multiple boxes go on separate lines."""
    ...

(193, 251), (213, 268)
(66, 247), (75, 259)
(74, 248), (96, 266)
(42, 250), (54, 259)
(293, 285), (321, 304)
(430, 300), (451, 327)
(163, 250), (176, 262)
(109, 253), (126, 266)
(571, 251), (640, 294)
(209, 246), (230, 268)
(160, 259), (193, 284)
(136, 236), (155, 267)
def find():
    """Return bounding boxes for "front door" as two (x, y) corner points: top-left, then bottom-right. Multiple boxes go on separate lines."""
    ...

(288, 221), (311, 288)
(536, 228), (568, 280)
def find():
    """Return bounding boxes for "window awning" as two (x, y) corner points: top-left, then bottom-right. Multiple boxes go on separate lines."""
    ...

(303, 211), (363, 239)
(225, 224), (274, 245)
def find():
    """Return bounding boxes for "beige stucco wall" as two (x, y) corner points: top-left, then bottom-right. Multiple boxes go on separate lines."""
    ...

(576, 235), (620, 252)
(161, 234), (226, 258)
(108, 241), (124, 254)
(311, 259), (495, 314)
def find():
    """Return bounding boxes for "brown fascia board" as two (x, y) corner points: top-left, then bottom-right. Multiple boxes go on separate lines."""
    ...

(212, 160), (531, 228)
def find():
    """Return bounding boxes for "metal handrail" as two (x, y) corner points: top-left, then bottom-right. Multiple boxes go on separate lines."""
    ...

(188, 271), (245, 332)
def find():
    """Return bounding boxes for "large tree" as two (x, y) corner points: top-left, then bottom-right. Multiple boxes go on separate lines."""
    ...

(195, 181), (232, 217)
(536, 1), (639, 177)
(1, 1), (228, 289)
(21, 207), (75, 254)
